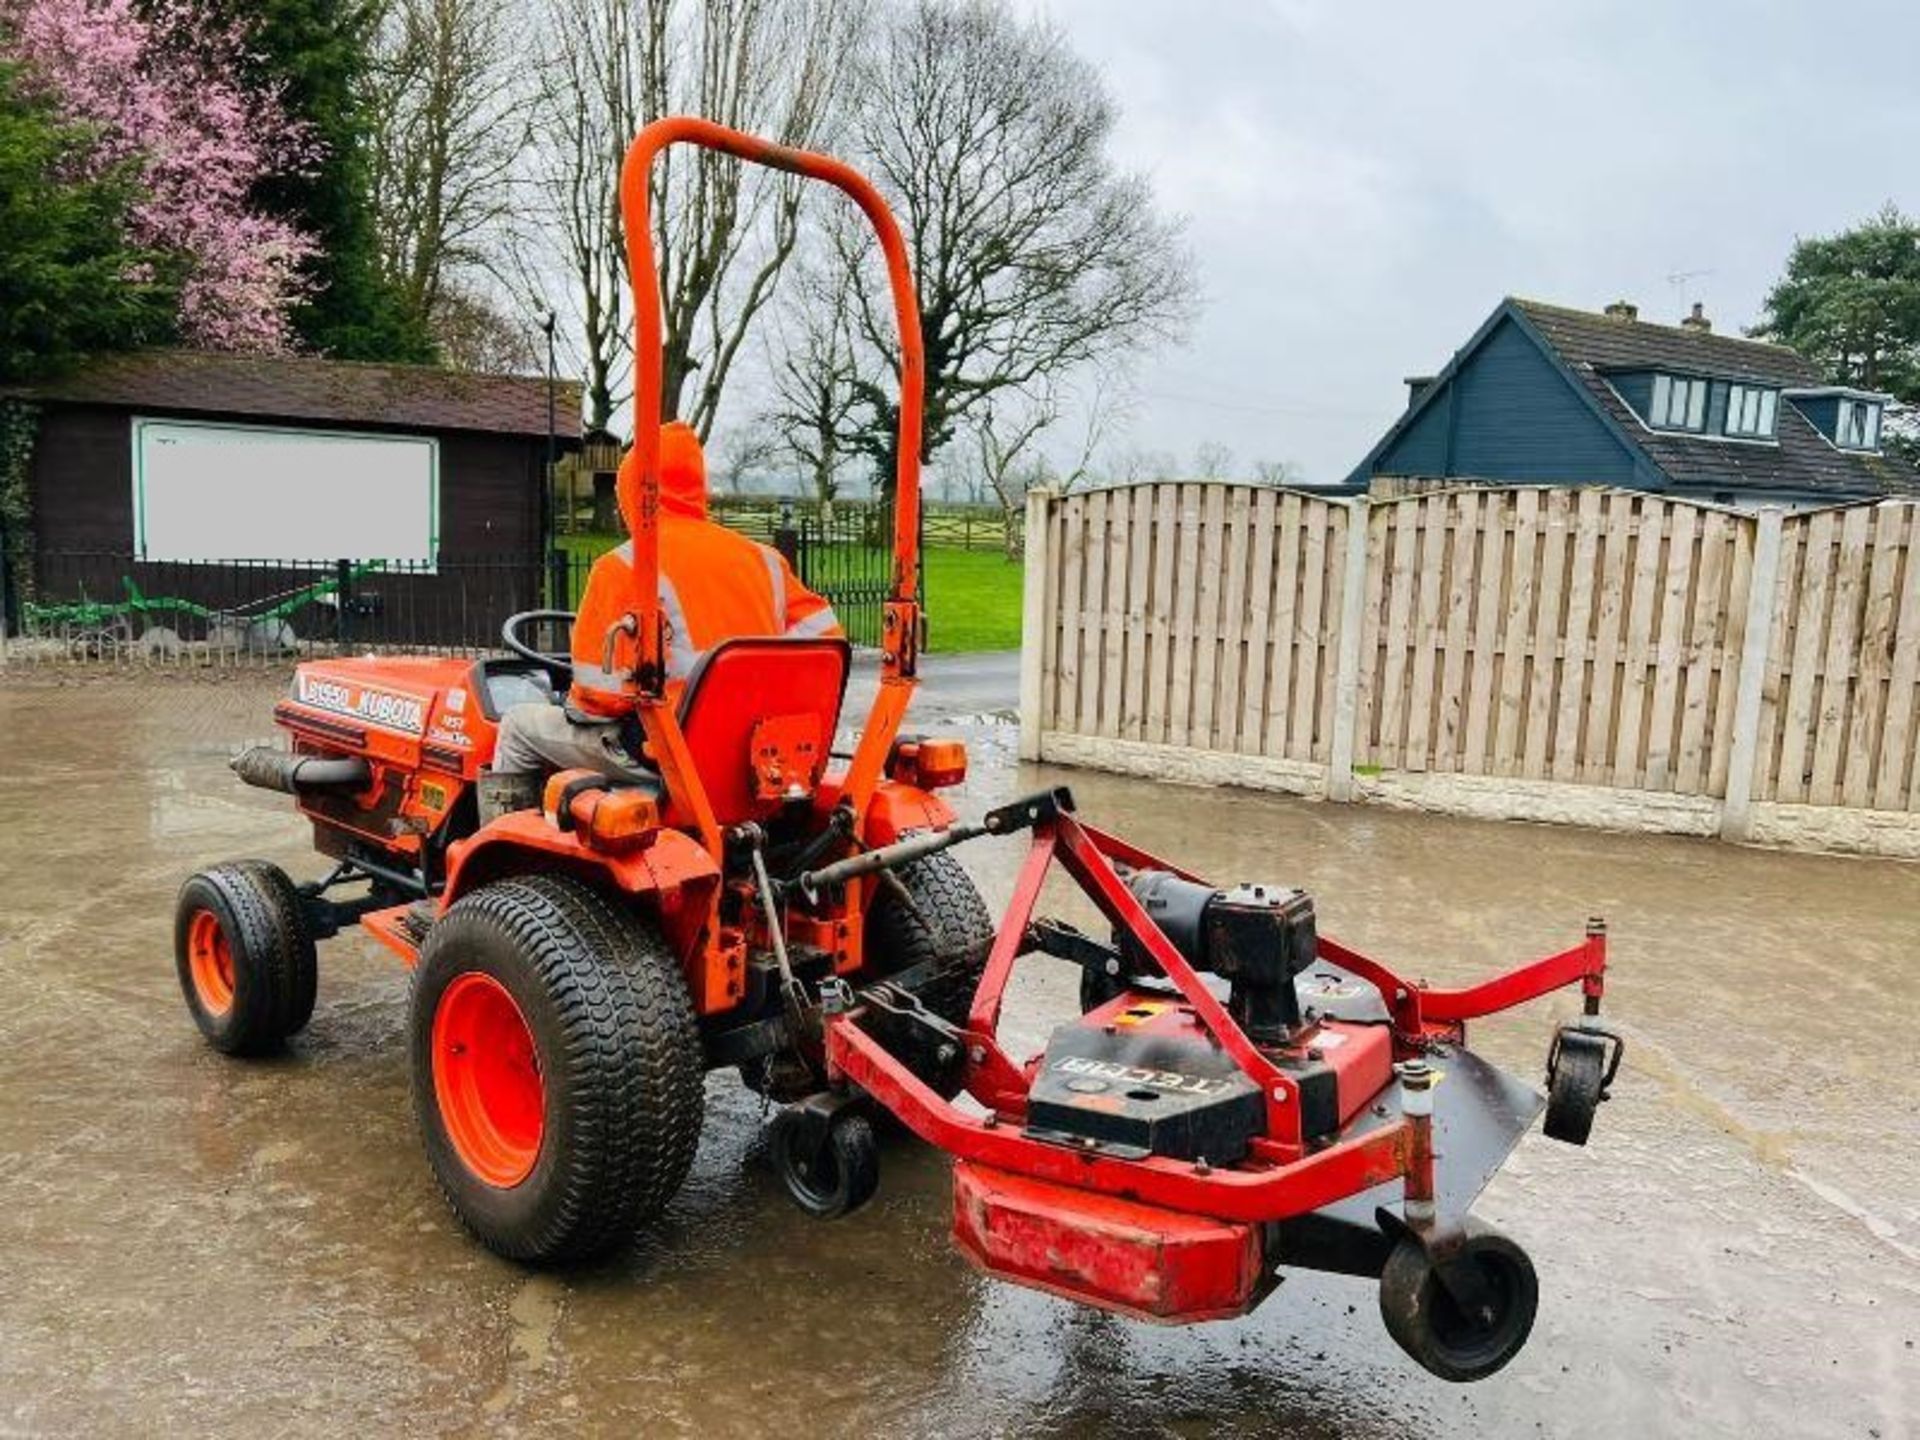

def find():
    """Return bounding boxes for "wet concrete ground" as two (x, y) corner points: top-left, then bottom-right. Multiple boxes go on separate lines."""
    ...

(1, 665), (1916, 1438)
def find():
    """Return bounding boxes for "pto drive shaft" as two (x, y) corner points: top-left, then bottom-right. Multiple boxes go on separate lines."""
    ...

(790, 787), (1073, 904)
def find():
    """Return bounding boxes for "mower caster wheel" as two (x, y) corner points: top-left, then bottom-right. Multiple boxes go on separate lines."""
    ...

(1544, 1023), (1620, 1146)
(1379, 1221), (1538, 1382)
(174, 861), (317, 1055)
(771, 1106), (878, 1220)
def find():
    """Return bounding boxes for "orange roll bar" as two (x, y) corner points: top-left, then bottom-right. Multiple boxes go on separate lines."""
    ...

(617, 116), (925, 695)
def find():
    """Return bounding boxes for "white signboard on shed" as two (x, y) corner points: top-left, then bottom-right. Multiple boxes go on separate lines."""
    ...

(132, 418), (439, 565)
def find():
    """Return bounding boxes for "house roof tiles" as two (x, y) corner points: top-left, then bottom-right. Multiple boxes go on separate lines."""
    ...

(1512, 299), (1918, 500)
(1512, 299), (1823, 386)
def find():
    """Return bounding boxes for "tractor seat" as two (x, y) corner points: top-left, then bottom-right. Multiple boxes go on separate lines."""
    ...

(676, 636), (851, 825)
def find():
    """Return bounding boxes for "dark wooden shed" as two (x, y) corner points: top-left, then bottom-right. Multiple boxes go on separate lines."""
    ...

(5, 350), (581, 647)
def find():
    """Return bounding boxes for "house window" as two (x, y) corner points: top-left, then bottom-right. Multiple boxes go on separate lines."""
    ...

(1725, 384), (1778, 438)
(1650, 373), (1707, 430)
(1836, 398), (1882, 449)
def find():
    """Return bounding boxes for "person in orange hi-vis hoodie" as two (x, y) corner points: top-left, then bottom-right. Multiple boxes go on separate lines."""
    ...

(484, 422), (840, 814)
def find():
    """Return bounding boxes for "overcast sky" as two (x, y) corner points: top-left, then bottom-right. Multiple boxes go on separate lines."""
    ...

(1015, 0), (1919, 485)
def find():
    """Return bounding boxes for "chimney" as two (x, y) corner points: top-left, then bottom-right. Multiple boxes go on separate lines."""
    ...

(1603, 300), (1638, 322)
(1680, 301), (1712, 334)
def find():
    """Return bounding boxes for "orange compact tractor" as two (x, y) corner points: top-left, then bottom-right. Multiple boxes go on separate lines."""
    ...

(178, 118), (1624, 1382)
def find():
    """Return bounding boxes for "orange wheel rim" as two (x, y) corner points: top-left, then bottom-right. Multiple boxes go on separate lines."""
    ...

(431, 972), (545, 1188)
(187, 909), (236, 1016)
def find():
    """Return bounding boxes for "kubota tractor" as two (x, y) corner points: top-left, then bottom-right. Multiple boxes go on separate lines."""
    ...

(176, 117), (1624, 1382)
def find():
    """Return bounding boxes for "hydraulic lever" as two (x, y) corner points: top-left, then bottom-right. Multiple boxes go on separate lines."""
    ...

(731, 823), (812, 1031)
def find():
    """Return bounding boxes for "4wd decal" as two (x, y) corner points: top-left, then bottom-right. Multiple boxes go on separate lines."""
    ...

(295, 674), (427, 735)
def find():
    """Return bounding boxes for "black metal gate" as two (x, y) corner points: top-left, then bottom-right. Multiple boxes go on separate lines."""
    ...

(779, 502), (910, 649)
(551, 499), (923, 653)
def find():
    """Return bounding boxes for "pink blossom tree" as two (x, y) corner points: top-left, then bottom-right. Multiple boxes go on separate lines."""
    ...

(4, 0), (318, 352)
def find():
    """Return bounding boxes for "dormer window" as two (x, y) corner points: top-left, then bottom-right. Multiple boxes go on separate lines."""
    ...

(1725, 384), (1778, 439)
(1836, 397), (1882, 450)
(1649, 374), (1707, 431)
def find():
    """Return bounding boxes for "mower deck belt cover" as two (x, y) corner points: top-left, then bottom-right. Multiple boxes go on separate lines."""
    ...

(1024, 994), (1266, 1164)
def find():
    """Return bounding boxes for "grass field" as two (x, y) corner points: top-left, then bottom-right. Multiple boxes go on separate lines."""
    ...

(918, 545), (1024, 651)
(558, 533), (1023, 651)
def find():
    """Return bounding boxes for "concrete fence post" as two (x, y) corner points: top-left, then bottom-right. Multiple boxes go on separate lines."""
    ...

(1016, 486), (1053, 762)
(1720, 506), (1785, 841)
(1325, 498), (1372, 802)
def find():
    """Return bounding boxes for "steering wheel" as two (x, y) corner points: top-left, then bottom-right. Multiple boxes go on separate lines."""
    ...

(501, 609), (576, 688)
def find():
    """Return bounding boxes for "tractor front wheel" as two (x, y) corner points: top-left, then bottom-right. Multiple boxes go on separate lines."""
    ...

(174, 861), (317, 1055)
(410, 875), (703, 1263)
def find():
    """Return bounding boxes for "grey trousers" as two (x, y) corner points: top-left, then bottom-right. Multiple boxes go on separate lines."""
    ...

(491, 701), (654, 781)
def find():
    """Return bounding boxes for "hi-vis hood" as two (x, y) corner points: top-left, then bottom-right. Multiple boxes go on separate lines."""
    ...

(618, 421), (707, 529)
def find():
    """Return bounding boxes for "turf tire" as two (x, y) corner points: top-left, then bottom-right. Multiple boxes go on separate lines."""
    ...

(410, 875), (703, 1263)
(174, 860), (317, 1055)
(864, 848), (995, 1025)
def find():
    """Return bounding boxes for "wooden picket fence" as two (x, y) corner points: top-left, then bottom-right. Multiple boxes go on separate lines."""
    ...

(1028, 483), (1353, 764)
(1018, 482), (1920, 855)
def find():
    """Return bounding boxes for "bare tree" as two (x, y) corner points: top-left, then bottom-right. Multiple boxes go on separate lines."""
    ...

(431, 285), (542, 372)
(971, 393), (1056, 559)
(765, 257), (865, 511)
(1056, 374), (1125, 491)
(1192, 440), (1236, 480)
(823, 0), (1196, 492)
(1108, 445), (1180, 484)
(642, 0), (865, 438)
(1251, 457), (1306, 487)
(524, 0), (634, 431)
(366, 0), (528, 341)
(968, 373), (1119, 555)
(521, 0), (861, 438)
(711, 421), (783, 495)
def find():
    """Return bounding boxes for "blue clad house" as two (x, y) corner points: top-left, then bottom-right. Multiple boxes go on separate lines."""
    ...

(1348, 297), (1919, 506)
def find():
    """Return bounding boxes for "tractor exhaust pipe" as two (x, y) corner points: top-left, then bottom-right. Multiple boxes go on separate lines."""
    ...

(231, 745), (371, 795)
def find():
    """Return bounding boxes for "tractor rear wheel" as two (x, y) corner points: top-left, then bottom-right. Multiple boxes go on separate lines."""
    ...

(864, 849), (995, 1025)
(410, 875), (703, 1263)
(174, 861), (317, 1055)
